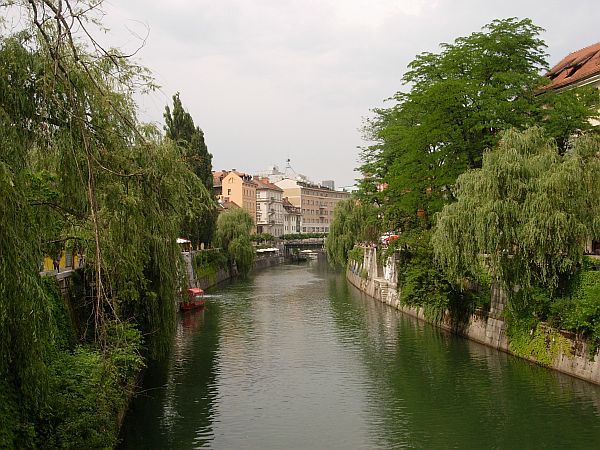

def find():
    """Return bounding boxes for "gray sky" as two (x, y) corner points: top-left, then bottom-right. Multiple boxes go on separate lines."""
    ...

(102, 0), (599, 188)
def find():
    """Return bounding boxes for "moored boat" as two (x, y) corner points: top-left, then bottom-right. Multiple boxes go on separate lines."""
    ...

(180, 287), (205, 311)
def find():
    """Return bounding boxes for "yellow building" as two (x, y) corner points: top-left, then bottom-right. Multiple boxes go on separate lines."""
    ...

(213, 170), (257, 230)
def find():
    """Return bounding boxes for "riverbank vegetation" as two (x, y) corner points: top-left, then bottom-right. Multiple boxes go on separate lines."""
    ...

(0, 1), (215, 447)
(193, 248), (229, 284)
(215, 208), (256, 278)
(329, 18), (599, 350)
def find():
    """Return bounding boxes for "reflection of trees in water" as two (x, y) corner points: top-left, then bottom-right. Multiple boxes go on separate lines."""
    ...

(119, 305), (220, 449)
(122, 265), (600, 449)
(326, 276), (600, 449)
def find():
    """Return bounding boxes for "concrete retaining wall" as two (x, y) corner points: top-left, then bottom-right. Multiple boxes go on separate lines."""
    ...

(347, 246), (600, 385)
(184, 251), (284, 291)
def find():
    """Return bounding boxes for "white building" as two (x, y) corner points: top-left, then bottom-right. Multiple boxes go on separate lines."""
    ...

(282, 197), (302, 235)
(254, 177), (284, 237)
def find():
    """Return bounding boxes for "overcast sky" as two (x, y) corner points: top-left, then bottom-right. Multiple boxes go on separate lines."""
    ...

(101, 0), (599, 188)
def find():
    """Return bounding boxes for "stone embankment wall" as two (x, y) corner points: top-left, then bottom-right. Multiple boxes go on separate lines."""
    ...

(347, 246), (600, 385)
(184, 251), (283, 290)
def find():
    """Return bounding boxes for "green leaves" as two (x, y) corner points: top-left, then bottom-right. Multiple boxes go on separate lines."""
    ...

(326, 199), (379, 267)
(433, 128), (600, 296)
(358, 18), (597, 229)
(0, 3), (218, 443)
(215, 208), (256, 278)
(164, 93), (216, 246)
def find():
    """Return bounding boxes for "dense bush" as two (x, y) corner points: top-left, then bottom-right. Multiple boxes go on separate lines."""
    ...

(251, 233), (275, 243)
(550, 269), (600, 347)
(36, 322), (143, 449)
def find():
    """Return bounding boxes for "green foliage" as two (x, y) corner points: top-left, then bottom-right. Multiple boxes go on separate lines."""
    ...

(252, 233), (276, 243)
(164, 93), (217, 246)
(390, 230), (490, 323)
(358, 18), (598, 229)
(164, 93), (214, 191)
(434, 129), (600, 300)
(347, 247), (364, 266)
(0, 379), (27, 449)
(193, 249), (228, 282)
(550, 270), (600, 349)
(326, 199), (380, 267)
(37, 322), (143, 449)
(229, 235), (256, 278)
(215, 209), (256, 277)
(394, 231), (454, 322)
(0, 2), (215, 444)
(193, 249), (228, 272)
(506, 319), (572, 367)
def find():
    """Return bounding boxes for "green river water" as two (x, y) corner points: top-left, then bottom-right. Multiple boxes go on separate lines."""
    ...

(119, 260), (600, 449)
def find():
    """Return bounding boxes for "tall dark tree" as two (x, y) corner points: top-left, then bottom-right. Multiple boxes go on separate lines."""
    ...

(164, 93), (217, 245)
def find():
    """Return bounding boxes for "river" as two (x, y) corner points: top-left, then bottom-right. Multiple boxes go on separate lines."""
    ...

(119, 260), (600, 449)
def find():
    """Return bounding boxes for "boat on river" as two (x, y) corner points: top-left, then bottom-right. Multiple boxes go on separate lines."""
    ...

(180, 287), (205, 311)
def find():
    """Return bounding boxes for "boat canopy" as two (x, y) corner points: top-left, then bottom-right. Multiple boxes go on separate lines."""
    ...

(256, 247), (279, 253)
(188, 288), (204, 295)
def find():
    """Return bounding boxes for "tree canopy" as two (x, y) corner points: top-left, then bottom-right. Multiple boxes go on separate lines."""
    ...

(0, 2), (212, 444)
(164, 93), (217, 246)
(215, 208), (256, 277)
(433, 127), (600, 297)
(326, 199), (379, 267)
(358, 17), (599, 227)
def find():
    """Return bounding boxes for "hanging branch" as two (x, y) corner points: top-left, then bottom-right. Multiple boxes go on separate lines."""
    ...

(25, 0), (151, 344)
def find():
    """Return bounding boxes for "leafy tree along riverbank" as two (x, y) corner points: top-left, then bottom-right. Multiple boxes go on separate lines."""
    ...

(0, 1), (215, 447)
(328, 18), (599, 352)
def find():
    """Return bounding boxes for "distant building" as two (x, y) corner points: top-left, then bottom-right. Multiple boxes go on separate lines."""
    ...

(254, 177), (284, 237)
(282, 197), (302, 235)
(255, 165), (286, 183)
(321, 180), (335, 190)
(256, 162), (312, 184)
(274, 178), (351, 233)
(212, 170), (257, 231)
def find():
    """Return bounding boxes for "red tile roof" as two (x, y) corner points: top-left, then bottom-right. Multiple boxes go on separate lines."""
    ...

(253, 176), (283, 192)
(212, 169), (256, 186)
(542, 42), (600, 91)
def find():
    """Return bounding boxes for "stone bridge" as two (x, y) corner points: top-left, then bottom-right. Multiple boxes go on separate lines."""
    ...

(282, 238), (325, 257)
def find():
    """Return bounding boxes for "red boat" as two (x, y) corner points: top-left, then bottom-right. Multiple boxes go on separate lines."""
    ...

(180, 287), (205, 311)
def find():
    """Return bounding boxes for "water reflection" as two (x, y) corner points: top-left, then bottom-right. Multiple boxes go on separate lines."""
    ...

(120, 261), (600, 449)
(326, 273), (600, 449)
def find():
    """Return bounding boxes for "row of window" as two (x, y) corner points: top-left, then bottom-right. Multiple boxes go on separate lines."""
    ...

(304, 218), (330, 224)
(302, 226), (329, 232)
(301, 208), (329, 216)
(302, 199), (336, 207)
(303, 189), (346, 199)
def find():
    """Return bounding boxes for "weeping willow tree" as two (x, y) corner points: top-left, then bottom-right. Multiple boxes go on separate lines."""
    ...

(433, 127), (600, 302)
(0, 1), (212, 439)
(214, 208), (256, 277)
(326, 199), (380, 267)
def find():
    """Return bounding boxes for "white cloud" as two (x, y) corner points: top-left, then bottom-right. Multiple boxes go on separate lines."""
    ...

(98, 0), (600, 187)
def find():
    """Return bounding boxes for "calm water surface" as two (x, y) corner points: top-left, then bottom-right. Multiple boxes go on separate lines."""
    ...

(119, 261), (600, 449)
